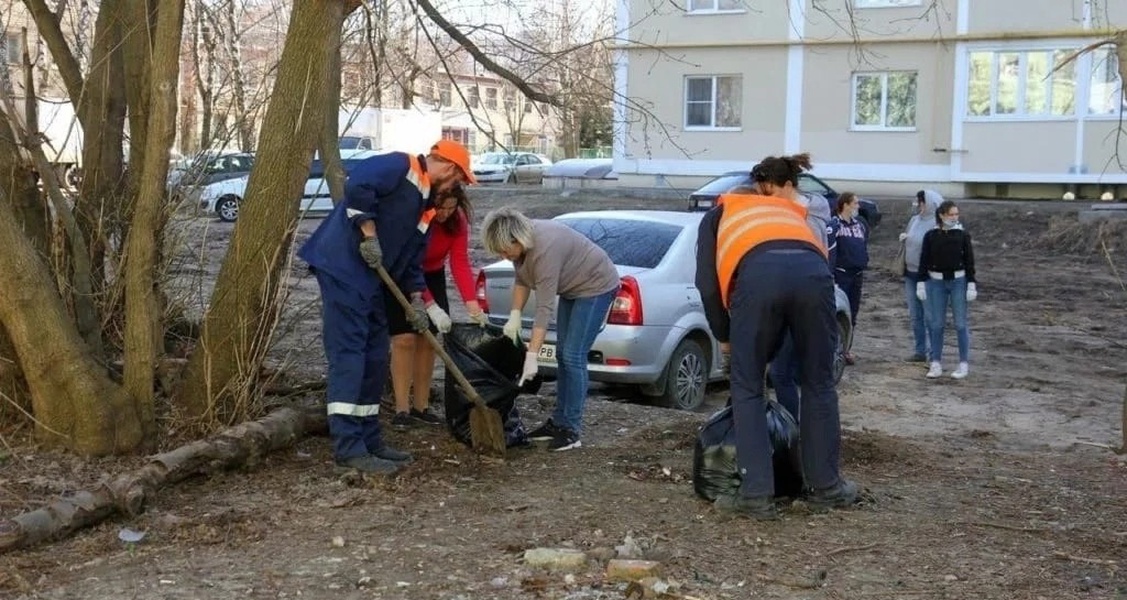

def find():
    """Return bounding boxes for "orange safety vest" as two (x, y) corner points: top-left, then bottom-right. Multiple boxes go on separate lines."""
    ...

(715, 193), (826, 308)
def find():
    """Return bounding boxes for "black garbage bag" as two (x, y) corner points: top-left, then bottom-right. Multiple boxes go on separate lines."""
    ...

(692, 399), (803, 501)
(442, 323), (530, 448)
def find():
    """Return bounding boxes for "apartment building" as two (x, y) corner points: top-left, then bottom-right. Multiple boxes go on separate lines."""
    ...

(424, 71), (560, 157)
(614, 0), (1127, 198)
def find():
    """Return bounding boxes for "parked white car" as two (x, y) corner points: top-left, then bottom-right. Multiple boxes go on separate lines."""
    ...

(471, 152), (553, 183)
(195, 150), (382, 222)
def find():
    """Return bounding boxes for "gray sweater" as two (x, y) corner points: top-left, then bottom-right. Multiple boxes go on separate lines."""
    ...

(514, 220), (620, 330)
(904, 190), (943, 273)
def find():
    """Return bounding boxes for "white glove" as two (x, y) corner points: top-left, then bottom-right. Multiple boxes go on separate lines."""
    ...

(502, 309), (522, 345)
(425, 303), (452, 333)
(966, 282), (977, 302)
(916, 282), (927, 301)
(464, 300), (487, 327)
(898, 232), (908, 242)
(518, 351), (539, 386)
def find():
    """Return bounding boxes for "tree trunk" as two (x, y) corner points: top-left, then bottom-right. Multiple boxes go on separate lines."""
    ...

(222, 0), (253, 152)
(320, 17), (346, 203)
(0, 405), (320, 554)
(122, 0), (156, 201)
(122, 0), (185, 448)
(174, 0), (352, 427)
(0, 110), (44, 423)
(0, 187), (142, 455)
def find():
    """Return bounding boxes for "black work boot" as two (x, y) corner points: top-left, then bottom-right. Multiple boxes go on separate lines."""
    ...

(713, 494), (778, 521)
(807, 479), (861, 511)
(372, 445), (414, 464)
(335, 455), (400, 475)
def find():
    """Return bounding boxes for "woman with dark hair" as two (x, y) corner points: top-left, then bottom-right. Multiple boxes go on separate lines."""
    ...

(916, 199), (977, 380)
(388, 185), (487, 429)
(829, 192), (869, 364)
(696, 153), (858, 520)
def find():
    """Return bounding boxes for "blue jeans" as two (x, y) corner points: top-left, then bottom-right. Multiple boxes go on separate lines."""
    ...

(729, 249), (843, 497)
(552, 287), (618, 434)
(926, 277), (970, 363)
(904, 273), (929, 357)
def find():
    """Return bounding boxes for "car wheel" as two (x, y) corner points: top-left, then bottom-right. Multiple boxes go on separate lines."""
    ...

(656, 338), (707, 410)
(216, 195), (240, 222)
(833, 316), (852, 385)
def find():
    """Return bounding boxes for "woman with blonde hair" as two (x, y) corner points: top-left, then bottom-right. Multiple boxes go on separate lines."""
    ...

(481, 207), (619, 451)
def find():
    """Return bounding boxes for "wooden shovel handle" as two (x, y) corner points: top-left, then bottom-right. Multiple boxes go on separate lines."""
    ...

(371, 262), (488, 409)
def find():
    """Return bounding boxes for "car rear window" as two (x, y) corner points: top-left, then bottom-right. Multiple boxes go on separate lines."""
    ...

(558, 218), (682, 269)
(695, 173), (750, 195)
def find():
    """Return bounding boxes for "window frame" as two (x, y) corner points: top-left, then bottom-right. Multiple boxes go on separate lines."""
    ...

(964, 47), (1081, 122)
(1086, 46), (1127, 120)
(683, 75), (743, 132)
(4, 33), (23, 65)
(684, 0), (746, 15)
(484, 87), (499, 110)
(849, 70), (919, 132)
(853, 0), (922, 8)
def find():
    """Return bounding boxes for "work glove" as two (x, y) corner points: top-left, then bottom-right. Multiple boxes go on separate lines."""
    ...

(425, 303), (452, 334)
(465, 300), (488, 327)
(898, 232), (908, 242)
(966, 282), (978, 302)
(502, 309), (523, 345)
(518, 351), (539, 386)
(916, 282), (927, 301)
(408, 296), (430, 333)
(359, 236), (382, 269)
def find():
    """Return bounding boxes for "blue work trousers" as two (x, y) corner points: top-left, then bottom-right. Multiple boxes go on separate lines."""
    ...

(729, 248), (844, 498)
(552, 287), (618, 433)
(316, 272), (390, 460)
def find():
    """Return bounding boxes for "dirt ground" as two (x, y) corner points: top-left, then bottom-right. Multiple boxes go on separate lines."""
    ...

(2, 186), (1126, 600)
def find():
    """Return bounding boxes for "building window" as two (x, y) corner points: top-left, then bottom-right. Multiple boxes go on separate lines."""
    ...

(1089, 46), (1126, 116)
(684, 75), (742, 130)
(435, 81), (452, 107)
(524, 100), (534, 114)
(967, 49), (1077, 118)
(686, 0), (743, 13)
(4, 33), (22, 65)
(854, 0), (921, 7)
(503, 87), (516, 112)
(485, 87), (498, 110)
(851, 71), (918, 130)
(467, 86), (480, 109)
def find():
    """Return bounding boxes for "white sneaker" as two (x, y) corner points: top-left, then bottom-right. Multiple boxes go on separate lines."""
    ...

(926, 362), (943, 378)
(951, 362), (969, 379)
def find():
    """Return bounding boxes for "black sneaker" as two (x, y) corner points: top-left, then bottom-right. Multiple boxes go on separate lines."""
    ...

(372, 445), (413, 464)
(548, 427), (582, 451)
(905, 353), (928, 363)
(807, 479), (861, 511)
(410, 407), (443, 426)
(527, 420), (560, 441)
(713, 494), (778, 521)
(390, 411), (414, 430)
(335, 455), (400, 475)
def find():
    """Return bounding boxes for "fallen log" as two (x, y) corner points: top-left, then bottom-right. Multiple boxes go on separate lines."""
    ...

(0, 405), (325, 555)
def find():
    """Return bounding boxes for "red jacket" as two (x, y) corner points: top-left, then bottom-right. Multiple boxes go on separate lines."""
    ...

(422, 210), (476, 305)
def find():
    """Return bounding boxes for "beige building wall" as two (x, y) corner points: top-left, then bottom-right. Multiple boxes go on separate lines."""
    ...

(801, 42), (954, 167)
(616, 0), (1127, 196)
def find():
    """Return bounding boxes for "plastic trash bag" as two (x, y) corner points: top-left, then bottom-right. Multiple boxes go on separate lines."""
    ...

(442, 323), (530, 448)
(692, 399), (803, 501)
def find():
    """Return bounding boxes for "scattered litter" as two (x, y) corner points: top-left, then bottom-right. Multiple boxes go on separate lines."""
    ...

(331, 536), (345, 548)
(117, 528), (146, 544)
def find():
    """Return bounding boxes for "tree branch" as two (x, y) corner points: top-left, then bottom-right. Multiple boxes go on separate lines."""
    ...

(411, 0), (561, 107)
(20, 0), (84, 112)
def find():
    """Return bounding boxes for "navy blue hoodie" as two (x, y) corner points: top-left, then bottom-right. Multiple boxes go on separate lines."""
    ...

(829, 215), (869, 272)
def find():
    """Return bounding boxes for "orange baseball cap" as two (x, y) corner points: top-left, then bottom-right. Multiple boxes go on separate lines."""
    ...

(431, 139), (477, 185)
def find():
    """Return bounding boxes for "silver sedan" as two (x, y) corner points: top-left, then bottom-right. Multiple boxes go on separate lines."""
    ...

(475, 210), (855, 410)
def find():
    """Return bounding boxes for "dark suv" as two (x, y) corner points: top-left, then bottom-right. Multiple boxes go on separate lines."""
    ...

(688, 171), (882, 227)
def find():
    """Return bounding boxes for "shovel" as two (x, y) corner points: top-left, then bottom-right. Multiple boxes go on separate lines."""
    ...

(371, 263), (507, 457)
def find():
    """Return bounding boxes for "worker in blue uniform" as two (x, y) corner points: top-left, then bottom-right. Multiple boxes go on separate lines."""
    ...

(299, 140), (477, 474)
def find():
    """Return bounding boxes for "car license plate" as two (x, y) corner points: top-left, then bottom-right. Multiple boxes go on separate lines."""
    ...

(538, 344), (556, 363)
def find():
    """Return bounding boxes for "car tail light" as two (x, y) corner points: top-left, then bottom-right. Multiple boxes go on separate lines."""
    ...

(607, 276), (642, 326)
(475, 271), (489, 313)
